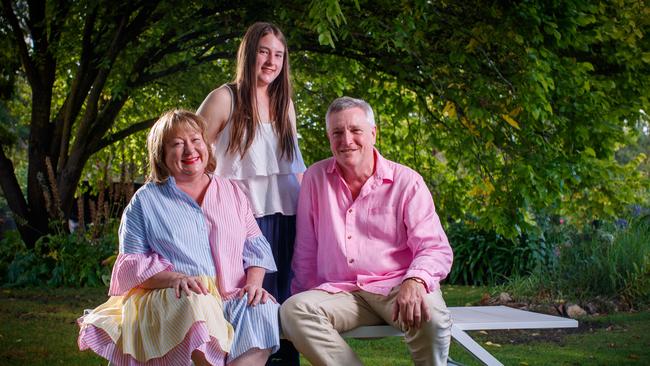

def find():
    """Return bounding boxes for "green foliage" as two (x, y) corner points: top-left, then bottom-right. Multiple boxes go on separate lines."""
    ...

(1, 221), (118, 288)
(502, 215), (650, 307)
(294, 0), (650, 239)
(0, 229), (27, 283)
(615, 216), (650, 305)
(446, 221), (556, 286)
(556, 217), (650, 305)
(2, 0), (648, 286)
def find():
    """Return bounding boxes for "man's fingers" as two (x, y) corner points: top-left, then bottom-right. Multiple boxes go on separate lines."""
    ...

(413, 305), (422, 329)
(422, 301), (432, 322)
(392, 302), (400, 322)
(406, 303), (415, 328)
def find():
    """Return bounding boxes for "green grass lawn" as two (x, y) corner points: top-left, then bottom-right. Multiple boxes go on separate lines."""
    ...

(1, 286), (648, 365)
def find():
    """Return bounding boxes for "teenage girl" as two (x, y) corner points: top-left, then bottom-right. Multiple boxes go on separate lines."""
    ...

(197, 22), (304, 366)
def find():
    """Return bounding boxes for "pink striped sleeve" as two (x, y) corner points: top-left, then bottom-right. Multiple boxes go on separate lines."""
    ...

(108, 253), (173, 296)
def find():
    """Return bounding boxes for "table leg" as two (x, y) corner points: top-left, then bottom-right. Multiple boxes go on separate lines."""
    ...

(451, 325), (504, 366)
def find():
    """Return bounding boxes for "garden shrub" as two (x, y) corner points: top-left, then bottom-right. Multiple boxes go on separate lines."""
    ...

(446, 221), (555, 286)
(1, 219), (119, 288)
(502, 214), (650, 308)
(553, 216), (649, 305)
(0, 229), (26, 283)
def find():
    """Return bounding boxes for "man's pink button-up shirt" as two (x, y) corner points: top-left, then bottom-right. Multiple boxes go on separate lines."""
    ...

(291, 150), (453, 296)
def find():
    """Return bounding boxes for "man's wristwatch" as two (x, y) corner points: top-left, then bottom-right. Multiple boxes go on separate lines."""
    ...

(403, 276), (427, 289)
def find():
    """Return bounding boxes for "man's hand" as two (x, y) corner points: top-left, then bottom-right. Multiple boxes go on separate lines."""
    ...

(391, 278), (431, 330)
(238, 284), (277, 306)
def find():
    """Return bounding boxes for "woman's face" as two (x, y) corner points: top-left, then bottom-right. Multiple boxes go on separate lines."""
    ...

(255, 33), (285, 87)
(163, 125), (208, 181)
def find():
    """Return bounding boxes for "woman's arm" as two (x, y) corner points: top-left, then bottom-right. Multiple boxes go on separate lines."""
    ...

(140, 271), (209, 298)
(197, 85), (233, 143)
(289, 99), (304, 184)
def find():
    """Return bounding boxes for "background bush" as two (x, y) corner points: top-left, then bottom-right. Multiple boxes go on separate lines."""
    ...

(0, 219), (118, 288)
(499, 214), (650, 308)
(446, 220), (555, 286)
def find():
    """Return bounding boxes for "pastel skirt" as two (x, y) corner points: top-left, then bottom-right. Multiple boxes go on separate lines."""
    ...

(223, 294), (281, 362)
(78, 276), (233, 366)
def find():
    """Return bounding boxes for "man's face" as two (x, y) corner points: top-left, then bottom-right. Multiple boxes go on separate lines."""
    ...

(327, 107), (376, 173)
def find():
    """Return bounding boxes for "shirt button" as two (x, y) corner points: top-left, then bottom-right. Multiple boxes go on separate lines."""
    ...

(349, 259), (355, 263)
(348, 209), (353, 213)
(347, 235), (352, 239)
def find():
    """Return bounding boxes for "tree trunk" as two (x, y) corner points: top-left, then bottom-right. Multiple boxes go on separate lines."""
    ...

(0, 147), (42, 246)
(24, 86), (55, 247)
(58, 148), (91, 221)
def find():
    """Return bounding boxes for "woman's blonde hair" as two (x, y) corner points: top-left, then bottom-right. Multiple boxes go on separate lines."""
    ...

(147, 110), (216, 183)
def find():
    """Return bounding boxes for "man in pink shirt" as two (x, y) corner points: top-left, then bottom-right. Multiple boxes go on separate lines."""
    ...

(280, 97), (453, 366)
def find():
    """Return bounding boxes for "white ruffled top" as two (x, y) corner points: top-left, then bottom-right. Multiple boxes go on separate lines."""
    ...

(213, 86), (306, 218)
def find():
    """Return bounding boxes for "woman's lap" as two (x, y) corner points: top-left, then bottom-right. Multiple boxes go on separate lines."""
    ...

(223, 295), (280, 362)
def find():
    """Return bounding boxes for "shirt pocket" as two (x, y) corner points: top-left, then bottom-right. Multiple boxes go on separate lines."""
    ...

(367, 206), (398, 242)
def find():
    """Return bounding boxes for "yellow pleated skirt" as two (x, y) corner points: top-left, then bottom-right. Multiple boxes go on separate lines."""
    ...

(79, 276), (233, 363)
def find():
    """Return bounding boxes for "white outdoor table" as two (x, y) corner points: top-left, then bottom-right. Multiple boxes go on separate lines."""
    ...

(341, 305), (579, 366)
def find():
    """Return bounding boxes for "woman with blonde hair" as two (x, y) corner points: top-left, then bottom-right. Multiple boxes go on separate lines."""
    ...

(78, 110), (280, 365)
(198, 22), (304, 365)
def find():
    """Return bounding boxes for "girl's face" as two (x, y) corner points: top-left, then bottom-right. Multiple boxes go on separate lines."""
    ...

(255, 33), (285, 87)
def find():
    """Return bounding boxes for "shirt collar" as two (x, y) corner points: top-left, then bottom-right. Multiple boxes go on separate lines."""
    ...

(326, 148), (394, 183)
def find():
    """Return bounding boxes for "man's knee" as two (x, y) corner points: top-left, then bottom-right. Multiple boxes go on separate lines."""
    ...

(422, 310), (452, 336)
(280, 293), (314, 337)
(279, 295), (298, 326)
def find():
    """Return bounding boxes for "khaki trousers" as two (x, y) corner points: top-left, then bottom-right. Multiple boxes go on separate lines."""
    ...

(280, 287), (452, 366)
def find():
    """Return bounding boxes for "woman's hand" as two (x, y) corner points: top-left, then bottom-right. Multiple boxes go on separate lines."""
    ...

(240, 266), (276, 306)
(238, 284), (276, 306)
(171, 274), (209, 298)
(140, 271), (208, 299)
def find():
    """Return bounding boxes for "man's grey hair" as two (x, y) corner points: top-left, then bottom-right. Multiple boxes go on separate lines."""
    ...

(325, 96), (376, 129)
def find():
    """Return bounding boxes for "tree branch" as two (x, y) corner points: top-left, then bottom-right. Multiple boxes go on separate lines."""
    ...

(132, 51), (232, 86)
(53, 6), (98, 171)
(86, 94), (130, 155)
(26, 0), (56, 86)
(1, 0), (37, 86)
(74, 2), (157, 152)
(93, 118), (157, 154)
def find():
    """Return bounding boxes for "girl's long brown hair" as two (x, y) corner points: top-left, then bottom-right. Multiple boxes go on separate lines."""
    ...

(228, 22), (296, 161)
